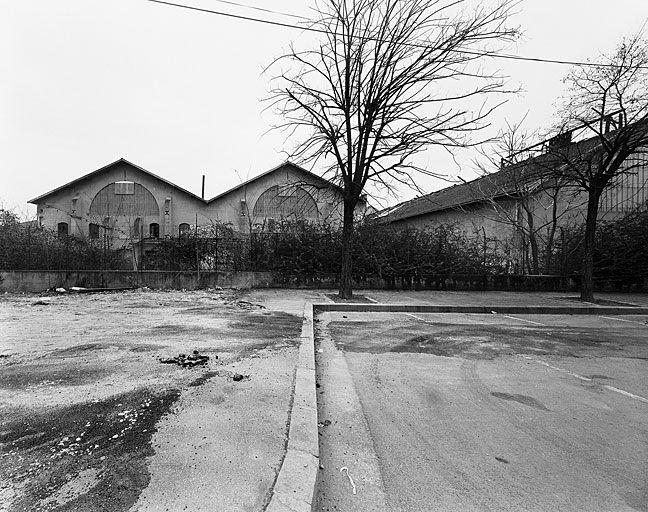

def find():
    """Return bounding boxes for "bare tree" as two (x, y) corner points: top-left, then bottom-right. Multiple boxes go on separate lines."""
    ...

(268, 0), (519, 298)
(552, 32), (648, 301)
(471, 120), (583, 274)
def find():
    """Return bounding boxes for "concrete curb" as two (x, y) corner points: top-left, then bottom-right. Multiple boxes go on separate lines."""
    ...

(313, 303), (648, 315)
(266, 304), (319, 512)
(265, 299), (648, 511)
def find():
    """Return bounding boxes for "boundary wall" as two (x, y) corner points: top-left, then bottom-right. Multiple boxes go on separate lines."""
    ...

(1, 270), (644, 293)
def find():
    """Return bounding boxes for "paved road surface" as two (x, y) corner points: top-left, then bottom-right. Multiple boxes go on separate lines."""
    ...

(315, 311), (648, 511)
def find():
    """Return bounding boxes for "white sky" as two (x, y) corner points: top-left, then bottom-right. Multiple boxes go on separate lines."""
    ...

(1, 0), (646, 216)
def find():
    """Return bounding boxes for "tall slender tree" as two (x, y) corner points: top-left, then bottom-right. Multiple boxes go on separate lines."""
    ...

(554, 32), (648, 301)
(268, 0), (519, 297)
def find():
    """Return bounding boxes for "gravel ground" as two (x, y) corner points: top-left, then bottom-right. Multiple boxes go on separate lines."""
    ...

(0, 288), (305, 512)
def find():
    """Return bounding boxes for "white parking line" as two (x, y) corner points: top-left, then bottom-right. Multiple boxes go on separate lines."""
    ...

(405, 313), (428, 322)
(600, 316), (648, 326)
(520, 355), (648, 404)
(500, 314), (546, 326)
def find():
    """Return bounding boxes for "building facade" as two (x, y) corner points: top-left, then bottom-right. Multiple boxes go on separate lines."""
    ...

(376, 141), (648, 273)
(29, 159), (362, 246)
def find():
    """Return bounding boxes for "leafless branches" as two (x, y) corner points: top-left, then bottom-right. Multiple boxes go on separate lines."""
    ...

(552, 31), (648, 299)
(267, 0), (520, 201)
(266, 0), (519, 296)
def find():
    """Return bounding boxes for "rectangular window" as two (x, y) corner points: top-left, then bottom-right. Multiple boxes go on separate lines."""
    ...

(89, 223), (100, 239)
(115, 181), (135, 195)
(57, 222), (68, 238)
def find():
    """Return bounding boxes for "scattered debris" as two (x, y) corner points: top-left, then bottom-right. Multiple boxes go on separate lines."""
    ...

(32, 300), (50, 306)
(221, 295), (266, 310)
(495, 457), (509, 464)
(70, 286), (137, 294)
(317, 419), (331, 427)
(159, 350), (211, 368)
(232, 373), (246, 382)
(55, 288), (67, 293)
(340, 466), (357, 495)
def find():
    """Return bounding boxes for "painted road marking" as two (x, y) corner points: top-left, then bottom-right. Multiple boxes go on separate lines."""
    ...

(520, 355), (648, 404)
(600, 315), (648, 326)
(500, 314), (546, 326)
(405, 313), (428, 322)
(406, 312), (546, 326)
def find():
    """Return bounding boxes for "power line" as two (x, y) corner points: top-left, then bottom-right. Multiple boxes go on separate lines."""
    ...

(208, 0), (305, 20)
(145, 0), (647, 69)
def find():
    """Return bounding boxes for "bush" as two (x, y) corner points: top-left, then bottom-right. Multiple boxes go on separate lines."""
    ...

(0, 210), (510, 276)
(552, 204), (648, 282)
(0, 210), (127, 270)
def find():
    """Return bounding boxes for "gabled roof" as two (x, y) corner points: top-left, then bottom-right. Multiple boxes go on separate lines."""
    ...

(374, 161), (550, 223)
(28, 158), (206, 204)
(29, 158), (349, 207)
(206, 161), (345, 203)
(375, 124), (637, 224)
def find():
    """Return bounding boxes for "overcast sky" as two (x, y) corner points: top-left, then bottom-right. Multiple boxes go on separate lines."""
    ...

(1, 0), (646, 216)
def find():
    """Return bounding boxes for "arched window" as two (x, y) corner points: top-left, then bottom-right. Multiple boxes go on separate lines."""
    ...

(89, 223), (100, 239)
(179, 223), (190, 236)
(253, 185), (318, 221)
(57, 222), (68, 238)
(149, 223), (160, 238)
(89, 182), (159, 217)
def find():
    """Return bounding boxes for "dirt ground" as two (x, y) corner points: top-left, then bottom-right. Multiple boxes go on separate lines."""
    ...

(0, 288), (312, 512)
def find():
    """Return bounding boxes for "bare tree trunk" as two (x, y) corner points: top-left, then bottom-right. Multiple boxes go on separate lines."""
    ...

(526, 210), (540, 274)
(580, 190), (601, 302)
(338, 199), (355, 299)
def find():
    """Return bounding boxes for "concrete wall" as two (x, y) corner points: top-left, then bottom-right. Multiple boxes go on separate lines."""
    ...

(0, 270), (276, 293)
(3, 270), (645, 293)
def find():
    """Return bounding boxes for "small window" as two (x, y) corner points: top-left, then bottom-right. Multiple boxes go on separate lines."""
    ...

(240, 199), (247, 216)
(115, 181), (135, 195)
(179, 223), (190, 236)
(57, 222), (68, 238)
(89, 223), (100, 239)
(149, 223), (160, 238)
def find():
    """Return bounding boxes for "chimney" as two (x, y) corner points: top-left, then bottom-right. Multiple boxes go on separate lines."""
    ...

(547, 131), (572, 149)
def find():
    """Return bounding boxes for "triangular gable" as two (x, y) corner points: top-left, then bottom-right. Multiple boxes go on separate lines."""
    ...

(206, 161), (345, 203)
(28, 158), (206, 204)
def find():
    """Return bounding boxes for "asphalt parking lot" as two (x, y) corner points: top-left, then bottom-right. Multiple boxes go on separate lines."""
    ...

(315, 309), (648, 511)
